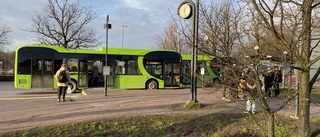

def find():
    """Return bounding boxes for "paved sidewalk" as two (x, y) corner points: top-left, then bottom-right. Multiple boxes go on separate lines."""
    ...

(197, 87), (320, 117)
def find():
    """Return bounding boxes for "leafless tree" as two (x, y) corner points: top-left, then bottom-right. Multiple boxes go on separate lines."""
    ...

(0, 21), (10, 50)
(29, 0), (99, 49)
(155, 23), (191, 54)
(246, 0), (320, 136)
(199, 0), (245, 57)
(159, 0), (320, 136)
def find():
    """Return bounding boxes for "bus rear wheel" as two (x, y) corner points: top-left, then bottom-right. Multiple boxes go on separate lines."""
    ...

(147, 80), (158, 90)
(69, 80), (77, 93)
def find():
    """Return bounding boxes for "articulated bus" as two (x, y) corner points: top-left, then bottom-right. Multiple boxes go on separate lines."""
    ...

(181, 55), (220, 86)
(14, 44), (182, 92)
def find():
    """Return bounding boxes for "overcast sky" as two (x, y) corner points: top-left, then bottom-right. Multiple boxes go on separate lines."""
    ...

(0, 0), (185, 51)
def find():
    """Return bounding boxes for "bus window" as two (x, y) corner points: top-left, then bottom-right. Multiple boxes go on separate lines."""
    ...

(145, 61), (162, 76)
(116, 61), (125, 74)
(67, 59), (78, 73)
(127, 60), (141, 75)
(18, 59), (31, 74)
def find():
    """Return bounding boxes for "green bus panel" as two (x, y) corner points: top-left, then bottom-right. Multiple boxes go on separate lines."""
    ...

(114, 75), (147, 89)
(14, 75), (31, 89)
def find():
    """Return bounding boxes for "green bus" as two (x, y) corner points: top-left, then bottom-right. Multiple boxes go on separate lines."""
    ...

(181, 55), (220, 86)
(14, 44), (182, 92)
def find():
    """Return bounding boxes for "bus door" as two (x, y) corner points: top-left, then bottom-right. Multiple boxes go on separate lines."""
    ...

(31, 59), (53, 89)
(78, 60), (88, 87)
(107, 61), (115, 87)
(164, 62), (180, 87)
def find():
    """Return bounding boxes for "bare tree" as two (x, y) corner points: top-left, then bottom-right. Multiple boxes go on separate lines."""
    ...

(247, 0), (320, 136)
(199, 0), (320, 136)
(0, 21), (10, 50)
(155, 23), (191, 54)
(29, 0), (99, 49)
(199, 0), (244, 57)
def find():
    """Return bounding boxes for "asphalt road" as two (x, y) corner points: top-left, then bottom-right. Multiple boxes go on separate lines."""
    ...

(1, 82), (319, 134)
(0, 82), (230, 133)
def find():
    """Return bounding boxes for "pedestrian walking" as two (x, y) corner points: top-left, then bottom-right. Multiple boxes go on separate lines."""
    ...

(55, 64), (71, 102)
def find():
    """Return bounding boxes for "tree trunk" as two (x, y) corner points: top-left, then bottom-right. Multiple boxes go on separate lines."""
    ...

(298, 1), (312, 136)
(298, 71), (311, 137)
(267, 113), (275, 137)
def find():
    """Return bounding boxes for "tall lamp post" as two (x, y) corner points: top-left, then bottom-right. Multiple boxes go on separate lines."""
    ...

(122, 25), (127, 48)
(283, 51), (288, 89)
(104, 15), (112, 96)
(178, 0), (199, 102)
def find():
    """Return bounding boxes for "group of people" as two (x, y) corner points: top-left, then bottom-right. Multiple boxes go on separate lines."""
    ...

(220, 64), (283, 114)
(263, 66), (283, 98)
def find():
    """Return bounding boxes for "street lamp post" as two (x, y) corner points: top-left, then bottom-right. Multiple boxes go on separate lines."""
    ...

(122, 25), (127, 48)
(104, 15), (112, 96)
(178, 0), (199, 102)
(283, 51), (288, 89)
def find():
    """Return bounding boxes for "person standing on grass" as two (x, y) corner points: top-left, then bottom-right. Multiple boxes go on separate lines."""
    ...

(55, 64), (71, 102)
(243, 68), (260, 114)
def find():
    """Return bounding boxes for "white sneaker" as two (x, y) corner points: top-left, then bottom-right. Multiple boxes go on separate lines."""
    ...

(222, 97), (226, 100)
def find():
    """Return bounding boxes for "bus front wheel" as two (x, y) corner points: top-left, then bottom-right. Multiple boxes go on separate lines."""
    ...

(147, 80), (158, 90)
(69, 80), (77, 93)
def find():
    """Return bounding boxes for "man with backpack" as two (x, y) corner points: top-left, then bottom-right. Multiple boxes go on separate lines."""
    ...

(55, 64), (71, 102)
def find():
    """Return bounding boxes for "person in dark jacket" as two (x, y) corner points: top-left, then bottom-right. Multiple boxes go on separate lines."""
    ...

(273, 66), (282, 97)
(263, 67), (274, 97)
(55, 64), (71, 102)
(91, 65), (99, 87)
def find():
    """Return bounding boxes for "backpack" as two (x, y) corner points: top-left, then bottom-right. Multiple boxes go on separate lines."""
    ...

(58, 70), (68, 83)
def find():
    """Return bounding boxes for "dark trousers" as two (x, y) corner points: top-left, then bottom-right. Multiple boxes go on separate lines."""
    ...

(273, 83), (280, 96)
(58, 86), (67, 100)
(92, 77), (98, 87)
(264, 83), (272, 97)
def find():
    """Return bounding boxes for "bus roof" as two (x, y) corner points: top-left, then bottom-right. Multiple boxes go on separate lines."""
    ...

(17, 44), (176, 55)
(181, 54), (214, 61)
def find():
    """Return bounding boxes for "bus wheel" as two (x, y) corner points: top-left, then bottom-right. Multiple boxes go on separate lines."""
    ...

(69, 80), (77, 93)
(147, 80), (158, 90)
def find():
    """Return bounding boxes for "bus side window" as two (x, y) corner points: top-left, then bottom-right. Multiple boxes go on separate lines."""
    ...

(116, 61), (125, 74)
